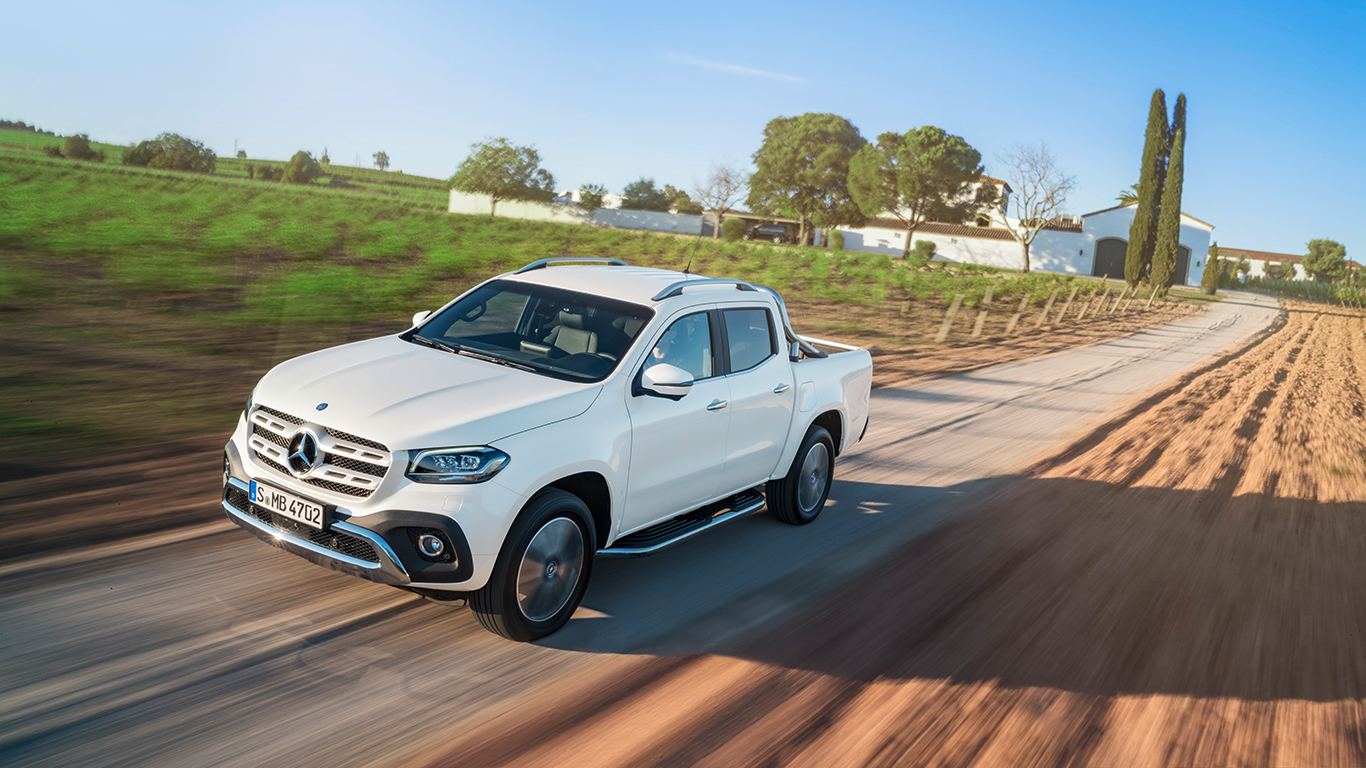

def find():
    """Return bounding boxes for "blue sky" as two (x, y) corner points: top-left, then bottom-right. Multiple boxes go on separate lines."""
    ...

(3, 0), (1362, 256)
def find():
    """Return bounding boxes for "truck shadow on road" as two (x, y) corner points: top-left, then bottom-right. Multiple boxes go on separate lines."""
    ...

(549, 475), (1366, 703)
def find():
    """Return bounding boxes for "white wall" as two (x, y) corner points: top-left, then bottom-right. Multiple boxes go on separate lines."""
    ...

(449, 191), (704, 235)
(837, 224), (1023, 269)
(1080, 206), (1213, 285)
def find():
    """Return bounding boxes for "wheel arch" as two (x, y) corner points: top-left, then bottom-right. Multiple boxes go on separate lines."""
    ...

(544, 471), (611, 549)
(812, 409), (844, 455)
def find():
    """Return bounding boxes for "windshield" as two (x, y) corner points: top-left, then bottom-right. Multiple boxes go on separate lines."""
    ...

(408, 279), (655, 382)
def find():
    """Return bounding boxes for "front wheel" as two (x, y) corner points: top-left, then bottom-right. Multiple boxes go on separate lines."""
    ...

(767, 425), (835, 525)
(470, 489), (595, 641)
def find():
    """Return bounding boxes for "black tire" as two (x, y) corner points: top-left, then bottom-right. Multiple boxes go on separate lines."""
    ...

(766, 425), (835, 525)
(470, 489), (595, 642)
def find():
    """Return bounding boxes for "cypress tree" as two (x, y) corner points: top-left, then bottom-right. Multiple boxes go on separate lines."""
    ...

(1124, 89), (1168, 287)
(1202, 242), (1220, 295)
(1151, 127), (1186, 294)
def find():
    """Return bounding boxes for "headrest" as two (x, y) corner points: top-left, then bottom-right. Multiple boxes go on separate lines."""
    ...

(558, 309), (585, 329)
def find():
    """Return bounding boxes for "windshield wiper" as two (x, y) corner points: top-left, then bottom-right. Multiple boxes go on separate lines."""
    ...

(411, 335), (459, 355)
(455, 348), (538, 373)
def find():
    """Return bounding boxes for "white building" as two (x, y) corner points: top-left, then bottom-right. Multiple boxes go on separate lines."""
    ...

(836, 202), (1215, 286)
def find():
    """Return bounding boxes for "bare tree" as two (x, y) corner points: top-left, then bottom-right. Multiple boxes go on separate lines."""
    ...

(995, 142), (1076, 272)
(692, 161), (749, 238)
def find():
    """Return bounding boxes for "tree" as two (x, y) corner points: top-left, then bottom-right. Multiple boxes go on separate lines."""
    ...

(447, 137), (555, 216)
(848, 126), (990, 258)
(121, 133), (216, 173)
(620, 177), (671, 211)
(578, 183), (607, 217)
(995, 142), (1076, 273)
(320, 148), (330, 165)
(282, 151), (323, 184)
(1124, 89), (1170, 287)
(236, 150), (247, 159)
(1303, 238), (1348, 281)
(1116, 183), (1140, 204)
(692, 161), (749, 238)
(663, 184), (703, 215)
(747, 113), (867, 246)
(1279, 260), (1298, 280)
(1201, 242), (1220, 294)
(373, 151), (389, 171)
(1151, 99), (1187, 295)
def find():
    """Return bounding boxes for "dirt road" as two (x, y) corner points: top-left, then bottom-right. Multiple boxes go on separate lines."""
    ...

(0, 293), (1280, 767)
(418, 299), (1366, 767)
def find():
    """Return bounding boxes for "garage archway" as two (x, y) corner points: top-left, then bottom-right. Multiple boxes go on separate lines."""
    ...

(1092, 238), (1127, 280)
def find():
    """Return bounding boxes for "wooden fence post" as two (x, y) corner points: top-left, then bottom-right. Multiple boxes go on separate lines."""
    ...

(1078, 289), (1096, 319)
(1057, 286), (1080, 324)
(1033, 288), (1060, 329)
(971, 285), (995, 337)
(1005, 295), (1029, 335)
(1087, 288), (1110, 319)
(935, 294), (964, 342)
(1108, 286), (1126, 313)
(1121, 287), (1136, 312)
(1146, 287), (1158, 308)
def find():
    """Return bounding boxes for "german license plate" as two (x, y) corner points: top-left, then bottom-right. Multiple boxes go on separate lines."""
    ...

(250, 480), (326, 530)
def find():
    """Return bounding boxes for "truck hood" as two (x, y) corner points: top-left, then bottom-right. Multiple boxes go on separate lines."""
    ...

(253, 336), (602, 450)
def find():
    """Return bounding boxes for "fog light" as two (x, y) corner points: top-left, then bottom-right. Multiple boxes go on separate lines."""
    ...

(417, 534), (445, 558)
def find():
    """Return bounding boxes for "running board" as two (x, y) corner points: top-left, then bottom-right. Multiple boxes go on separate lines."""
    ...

(599, 488), (766, 557)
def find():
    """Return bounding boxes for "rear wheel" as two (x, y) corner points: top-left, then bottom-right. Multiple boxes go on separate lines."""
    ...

(766, 425), (834, 525)
(470, 489), (594, 641)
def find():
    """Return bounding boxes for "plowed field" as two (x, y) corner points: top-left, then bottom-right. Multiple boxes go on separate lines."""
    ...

(418, 301), (1366, 767)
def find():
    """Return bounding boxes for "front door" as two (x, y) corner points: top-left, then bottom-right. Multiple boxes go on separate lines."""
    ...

(622, 310), (730, 534)
(1092, 238), (1127, 279)
(1176, 246), (1191, 285)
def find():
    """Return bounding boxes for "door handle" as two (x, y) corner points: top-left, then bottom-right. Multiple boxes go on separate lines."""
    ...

(773, 383), (792, 394)
(706, 399), (728, 411)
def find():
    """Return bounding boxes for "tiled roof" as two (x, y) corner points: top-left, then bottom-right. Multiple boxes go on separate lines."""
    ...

(865, 218), (1017, 242)
(1221, 248), (1364, 270)
(978, 175), (1014, 194)
(1080, 202), (1214, 229)
(1220, 248), (1303, 264)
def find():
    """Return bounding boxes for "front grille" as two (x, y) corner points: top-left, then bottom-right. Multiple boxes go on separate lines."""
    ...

(253, 423), (288, 448)
(248, 404), (392, 498)
(327, 428), (388, 452)
(327, 454), (387, 477)
(253, 450), (373, 498)
(258, 405), (304, 425)
(224, 484), (379, 563)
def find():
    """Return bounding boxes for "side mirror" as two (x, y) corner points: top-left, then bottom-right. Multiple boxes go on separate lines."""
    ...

(411, 310), (432, 327)
(638, 364), (693, 400)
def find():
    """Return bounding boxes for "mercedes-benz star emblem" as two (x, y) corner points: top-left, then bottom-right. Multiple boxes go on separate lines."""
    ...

(286, 428), (322, 477)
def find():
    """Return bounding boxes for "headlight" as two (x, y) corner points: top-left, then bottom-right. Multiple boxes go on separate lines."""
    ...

(406, 446), (510, 484)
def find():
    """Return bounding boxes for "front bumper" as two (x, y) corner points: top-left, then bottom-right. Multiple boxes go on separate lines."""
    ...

(222, 476), (475, 588)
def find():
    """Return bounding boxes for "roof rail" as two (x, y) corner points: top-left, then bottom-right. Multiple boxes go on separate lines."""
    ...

(652, 278), (759, 302)
(514, 257), (628, 274)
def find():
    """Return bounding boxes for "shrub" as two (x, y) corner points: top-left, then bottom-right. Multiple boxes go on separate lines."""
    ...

(282, 151), (323, 185)
(63, 134), (104, 161)
(122, 133), (216, 173)
(1200, 253), (1218, 295)
(911, 239), (937, 264)
(43, 145), (63, 158)
(829, 230), (845, 251)
(722, 217), (746, 242)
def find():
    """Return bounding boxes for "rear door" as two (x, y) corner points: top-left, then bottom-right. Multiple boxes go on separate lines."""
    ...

(719, 305), (795, 494)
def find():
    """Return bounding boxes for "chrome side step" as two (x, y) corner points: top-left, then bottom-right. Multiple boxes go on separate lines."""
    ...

(599, 488), (766, 557)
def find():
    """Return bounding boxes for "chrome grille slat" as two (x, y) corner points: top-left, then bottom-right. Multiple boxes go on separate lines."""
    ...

(248, 403), (392, 498)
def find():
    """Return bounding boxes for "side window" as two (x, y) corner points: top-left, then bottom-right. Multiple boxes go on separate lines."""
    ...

(724, 308), (775, 373)
(643, 312), (713, 380)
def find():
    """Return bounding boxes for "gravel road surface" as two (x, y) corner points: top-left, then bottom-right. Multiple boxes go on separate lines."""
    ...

(0, 293), (1279, 767)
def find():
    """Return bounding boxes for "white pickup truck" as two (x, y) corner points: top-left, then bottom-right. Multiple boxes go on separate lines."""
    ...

(222, 258), (873, 640)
